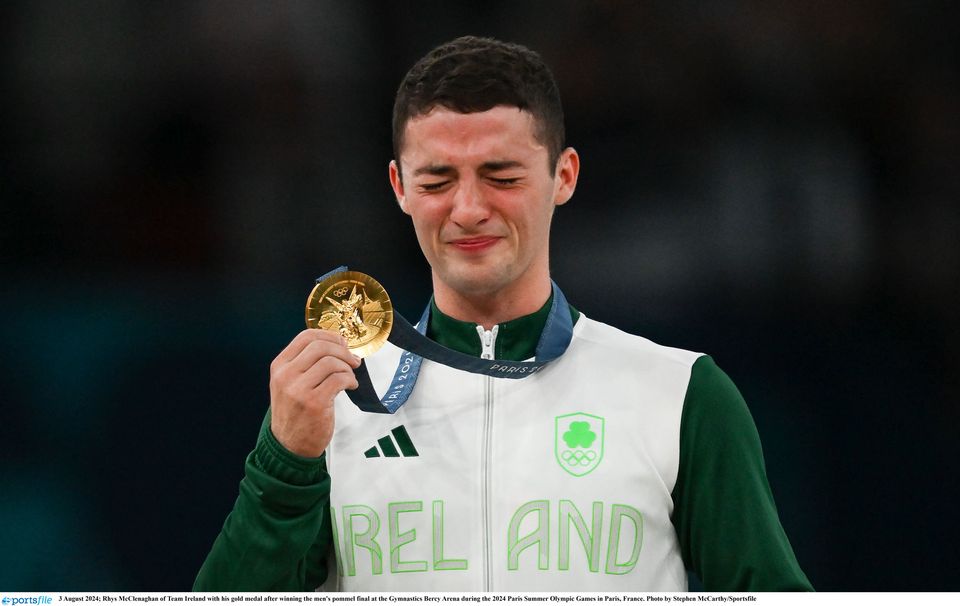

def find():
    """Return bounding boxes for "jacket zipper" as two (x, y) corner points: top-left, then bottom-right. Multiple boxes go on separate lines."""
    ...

(476, 324), (499, 591)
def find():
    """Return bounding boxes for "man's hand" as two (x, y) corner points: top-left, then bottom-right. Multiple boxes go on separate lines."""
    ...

(269, 329), (361, 458)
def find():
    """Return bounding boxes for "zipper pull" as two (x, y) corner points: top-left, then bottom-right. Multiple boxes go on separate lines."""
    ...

(476, 325), (500, 360)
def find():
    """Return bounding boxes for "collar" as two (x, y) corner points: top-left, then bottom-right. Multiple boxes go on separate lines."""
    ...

(427, 294), (580, 361)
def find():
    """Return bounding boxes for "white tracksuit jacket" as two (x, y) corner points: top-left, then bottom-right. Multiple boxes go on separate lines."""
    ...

(326, 312), (695, 591)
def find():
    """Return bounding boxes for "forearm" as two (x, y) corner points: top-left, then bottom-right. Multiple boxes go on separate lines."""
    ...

(194, 412), (332, 591)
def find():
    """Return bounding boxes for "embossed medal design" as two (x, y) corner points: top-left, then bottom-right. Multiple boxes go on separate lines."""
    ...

(305, 271), (393, 358)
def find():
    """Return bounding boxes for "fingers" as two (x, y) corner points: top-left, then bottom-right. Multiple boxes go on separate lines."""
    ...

(269, 330), (362, 412)
(272, 364), (357, 420)
(296, 355), (360, 392)
(268, 328), (366, 458)
(273, 329), (345, 366)
(273, 329), (361, 372)
(292, 337), (361, 374)
(271, 355), (359, 405)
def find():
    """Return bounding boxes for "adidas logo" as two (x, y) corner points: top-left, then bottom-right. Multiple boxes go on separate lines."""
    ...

(364, 425), (419, 458)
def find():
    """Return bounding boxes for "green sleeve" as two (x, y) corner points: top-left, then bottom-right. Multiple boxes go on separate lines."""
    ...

(193, 410), (333, 591)
(670, 356), (813, 591)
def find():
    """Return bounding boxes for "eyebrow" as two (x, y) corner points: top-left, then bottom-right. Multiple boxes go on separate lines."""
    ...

(480, 160), (523, 172)
(412, 164), (455, 177)
(411, 160), (524, 177)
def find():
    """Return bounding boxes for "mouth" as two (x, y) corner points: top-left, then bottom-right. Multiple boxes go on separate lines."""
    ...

(448, 236), (502, 252)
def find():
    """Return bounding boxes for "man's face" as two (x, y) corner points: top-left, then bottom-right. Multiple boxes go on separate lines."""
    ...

(389, 106), (579, 300)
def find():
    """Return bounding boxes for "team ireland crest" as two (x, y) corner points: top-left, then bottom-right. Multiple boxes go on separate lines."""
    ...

(555, 412), (605, 477)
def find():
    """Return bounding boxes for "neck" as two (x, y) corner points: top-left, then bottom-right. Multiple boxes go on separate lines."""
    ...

(432, 274), (552, 330)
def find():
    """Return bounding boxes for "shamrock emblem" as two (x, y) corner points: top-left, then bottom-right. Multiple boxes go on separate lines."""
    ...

(563, 421), (596, 448)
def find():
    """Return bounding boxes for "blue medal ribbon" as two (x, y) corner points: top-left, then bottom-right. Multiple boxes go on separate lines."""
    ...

(315, 267), (574, 414)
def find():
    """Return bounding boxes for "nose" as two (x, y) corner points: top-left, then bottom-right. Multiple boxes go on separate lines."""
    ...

(449, 177), (489, 229)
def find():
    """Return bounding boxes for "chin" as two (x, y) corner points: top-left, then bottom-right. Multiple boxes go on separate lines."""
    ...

(440, 266), (514, 298)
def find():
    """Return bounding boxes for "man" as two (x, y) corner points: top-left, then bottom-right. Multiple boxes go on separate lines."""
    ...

(195, 36), (812, 592)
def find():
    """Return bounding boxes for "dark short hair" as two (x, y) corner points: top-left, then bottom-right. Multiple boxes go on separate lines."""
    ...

(392, 36), (565, 174)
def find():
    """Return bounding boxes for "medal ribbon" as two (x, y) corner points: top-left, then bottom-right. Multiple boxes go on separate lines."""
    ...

(315, 267), (574, 414)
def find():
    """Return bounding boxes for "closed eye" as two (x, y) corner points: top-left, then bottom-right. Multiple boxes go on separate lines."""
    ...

(490, 177), (520, 186)
(419, 181), (450, 192)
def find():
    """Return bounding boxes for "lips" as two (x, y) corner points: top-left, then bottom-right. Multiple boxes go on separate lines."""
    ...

(448, 236), (501, 252)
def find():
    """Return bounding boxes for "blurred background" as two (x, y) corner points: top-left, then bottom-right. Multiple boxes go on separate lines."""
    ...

(1, 0), (958, 591)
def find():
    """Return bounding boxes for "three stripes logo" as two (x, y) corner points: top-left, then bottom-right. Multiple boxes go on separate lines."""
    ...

(364, 425), (419, 458)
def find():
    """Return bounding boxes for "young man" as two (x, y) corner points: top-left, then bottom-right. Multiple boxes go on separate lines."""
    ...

(194, 36), (812, 592)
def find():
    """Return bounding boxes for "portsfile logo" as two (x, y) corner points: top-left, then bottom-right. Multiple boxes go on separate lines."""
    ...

(2, 598), (54, 605)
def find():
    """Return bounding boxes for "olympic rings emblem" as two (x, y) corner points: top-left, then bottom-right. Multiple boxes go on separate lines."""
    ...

(560, 449), (597, 466)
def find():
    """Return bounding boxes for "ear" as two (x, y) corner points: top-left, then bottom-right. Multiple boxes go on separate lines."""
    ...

(552, 147), (580, 207)
(389, 160), (409, 214)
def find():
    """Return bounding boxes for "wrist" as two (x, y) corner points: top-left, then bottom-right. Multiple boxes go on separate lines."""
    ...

(254, 423), (327, 486)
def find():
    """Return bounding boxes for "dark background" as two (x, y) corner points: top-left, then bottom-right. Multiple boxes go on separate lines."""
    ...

(2, 0), (958, 591)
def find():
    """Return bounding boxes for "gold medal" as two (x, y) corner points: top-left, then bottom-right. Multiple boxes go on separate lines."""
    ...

(305, 270), (393, 358)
